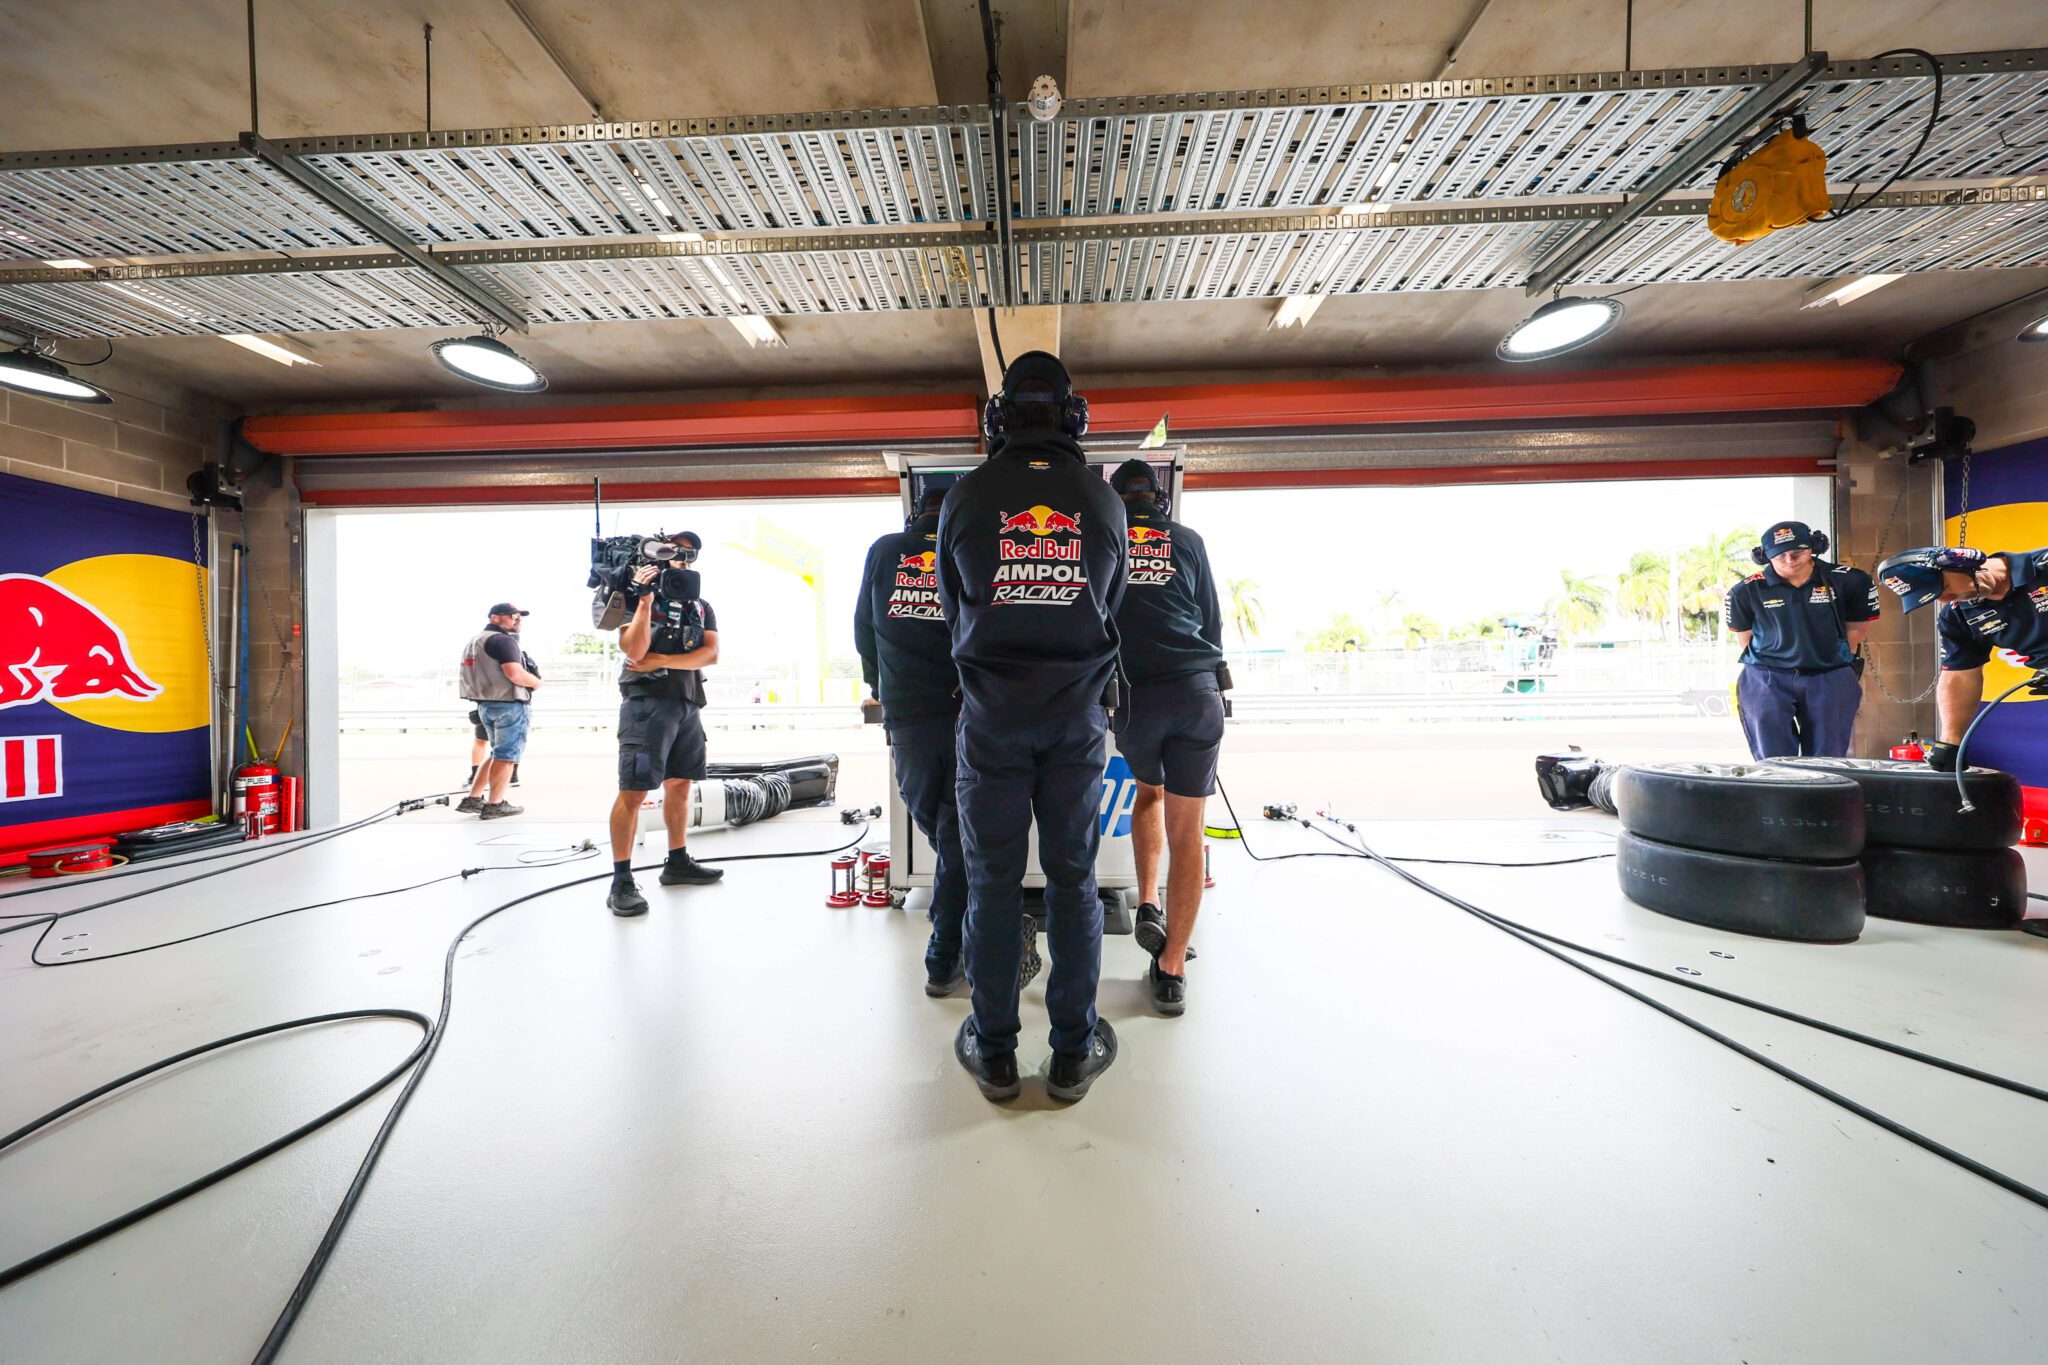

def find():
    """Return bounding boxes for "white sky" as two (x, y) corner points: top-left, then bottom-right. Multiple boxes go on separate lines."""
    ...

(334, 474), (1816, 673)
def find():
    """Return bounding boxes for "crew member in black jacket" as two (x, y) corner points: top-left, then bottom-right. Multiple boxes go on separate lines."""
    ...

(937, 351), (1127, 1104)
(856, 488), (978, 996)
(1108, 459), (1225, 1017)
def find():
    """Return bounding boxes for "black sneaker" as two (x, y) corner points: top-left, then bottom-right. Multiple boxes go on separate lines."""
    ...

(1045, 1020), (1118, 1103)
(1133, 902), (1166, 956)
(608, 880), (649, 917)
(925, 958), (966, 998)
(455, 796), (485, 815)
(954, 1018), (1020, 1102)
(1147, 957), (1186, 1017)
(1018, 926), (1043, 991)
(659, 852), (724, 885)
(478, 800), (524, 820)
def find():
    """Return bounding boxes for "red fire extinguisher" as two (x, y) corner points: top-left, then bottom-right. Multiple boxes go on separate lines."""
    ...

(232, 760), (282, 838)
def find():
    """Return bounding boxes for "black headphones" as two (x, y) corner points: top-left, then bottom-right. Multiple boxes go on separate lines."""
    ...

(981, 357), (1089, 447)
(1751, 530), (1829, 565)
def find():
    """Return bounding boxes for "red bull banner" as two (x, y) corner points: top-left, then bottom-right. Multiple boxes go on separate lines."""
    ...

(0, 472), (213, 859)
(1941, 434), (2048, 815)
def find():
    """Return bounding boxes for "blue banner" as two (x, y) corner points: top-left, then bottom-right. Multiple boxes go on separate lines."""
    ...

(0, 472), (212, 853)
(1942, 435), (2048, 792)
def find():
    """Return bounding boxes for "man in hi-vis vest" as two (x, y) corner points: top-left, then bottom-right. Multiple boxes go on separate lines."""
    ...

(458, 602), (544, 818)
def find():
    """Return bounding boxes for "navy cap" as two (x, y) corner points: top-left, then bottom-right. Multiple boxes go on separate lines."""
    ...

(1001, 350), (1074, 402)
(1761, 521), (1816, 557)
(489, 602), (529, 617)
(672, 530), (702, 550)
(1110, 458), (1156, 495)
(1876, 546), (1987, 614)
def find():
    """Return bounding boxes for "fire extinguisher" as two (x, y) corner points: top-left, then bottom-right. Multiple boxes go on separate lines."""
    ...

(232, 760), (282, 838)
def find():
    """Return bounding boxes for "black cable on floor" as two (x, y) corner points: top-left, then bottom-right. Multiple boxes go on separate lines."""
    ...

(0, 820), (871, 1363)
(1211, 780), (1616, 868)
(0, 1010), (432, 1290)
(0, 799), (423, 905)
(1304, 817), (2048, 1211)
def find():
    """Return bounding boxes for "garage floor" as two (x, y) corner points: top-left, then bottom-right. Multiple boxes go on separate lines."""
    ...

(2, 809), (2045, 1363)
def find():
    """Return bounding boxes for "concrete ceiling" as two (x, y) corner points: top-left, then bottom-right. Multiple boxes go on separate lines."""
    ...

(2, 0), (2045, 410)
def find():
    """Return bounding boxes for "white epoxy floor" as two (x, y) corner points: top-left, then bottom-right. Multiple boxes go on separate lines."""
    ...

(2, 809), (2045, 1364)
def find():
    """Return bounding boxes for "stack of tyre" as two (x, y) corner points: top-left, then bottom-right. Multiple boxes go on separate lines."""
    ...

(1611, 762), (1867, 941)
(1767, 758), (2027, 929)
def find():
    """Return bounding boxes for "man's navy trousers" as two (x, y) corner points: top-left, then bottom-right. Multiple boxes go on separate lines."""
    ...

(955, 702), (1108, 1059)
(887, 713), (967, 979)
(1737, 664), (1861, 759)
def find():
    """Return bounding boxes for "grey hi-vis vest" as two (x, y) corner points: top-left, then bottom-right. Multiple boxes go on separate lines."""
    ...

(459, 628), (530, 703)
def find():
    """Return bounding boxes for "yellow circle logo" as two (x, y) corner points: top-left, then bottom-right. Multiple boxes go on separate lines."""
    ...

(40, 555), (210, 733)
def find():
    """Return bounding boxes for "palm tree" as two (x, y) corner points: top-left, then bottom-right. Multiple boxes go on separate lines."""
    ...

(1616, 551), (1674, 637)
(1399, 612), (1442, 649)
(1548, 570), (1611, 640)
(1225, 577), (1266, 646)
(1679, 527), (1758, 639)
(1302, 612), (1369, 652)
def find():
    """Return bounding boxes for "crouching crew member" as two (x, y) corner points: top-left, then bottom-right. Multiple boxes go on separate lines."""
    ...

(1874, 545), (2048, 769)
(856, 487), (975, 996)
(1724, 520), (1877, 758)
(607, 534), (724, 916)
(1107, 459), (1225, 1017)
(938, 351), (1127, 1104)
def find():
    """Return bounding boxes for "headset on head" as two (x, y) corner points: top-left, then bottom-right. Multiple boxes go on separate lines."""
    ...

(981, 360), (1090, 447)
(1751, 530), (1829, 565)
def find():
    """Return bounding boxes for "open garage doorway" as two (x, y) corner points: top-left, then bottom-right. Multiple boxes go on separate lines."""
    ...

(306, 471), (1829, 825)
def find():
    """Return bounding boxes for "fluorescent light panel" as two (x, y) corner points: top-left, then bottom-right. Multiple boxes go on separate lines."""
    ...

(728, 315), (783, 347)
(1799, 273), (1904, 309)
(220, 334), (319, 367)
(1269, 295), (1325, 330)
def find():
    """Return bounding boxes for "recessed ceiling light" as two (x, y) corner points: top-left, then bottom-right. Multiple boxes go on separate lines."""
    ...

(221, 334), (319, 367)
(43, 258), (93, 270)
(430, 334), (547, 391)
(1269, 296), (1324, 330)
(2020, 312), (2048, 343)
(728, 314), (783, 348)
(0, 349), (112, 403)
(1799, 273), (1905, 310)
(1497, 296), (1624, 362)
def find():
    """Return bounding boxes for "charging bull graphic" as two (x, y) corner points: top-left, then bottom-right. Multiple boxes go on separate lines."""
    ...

(0, 574), (162, 710)
(999, 506), (1082, 536)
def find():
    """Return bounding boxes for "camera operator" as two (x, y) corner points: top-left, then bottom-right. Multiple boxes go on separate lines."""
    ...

(606, 532), (724, 916)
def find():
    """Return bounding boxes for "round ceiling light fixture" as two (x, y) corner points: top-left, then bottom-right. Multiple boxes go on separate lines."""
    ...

(430, 334), (548, 392)
(2019, 311), (2048, 343)
(0, 348), (112, 403)
(1497, 295), (1625, 363)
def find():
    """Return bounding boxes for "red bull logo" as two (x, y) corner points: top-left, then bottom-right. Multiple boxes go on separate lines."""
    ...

(897, 550), (938, 574)
(1127, 525), (1169, 545)
(998, 506), (1082, 536)
(0, 574), (161, 710)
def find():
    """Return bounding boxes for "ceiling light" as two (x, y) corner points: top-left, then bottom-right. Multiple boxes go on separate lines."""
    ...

(658, 231), (704, 244)
(0, 349), (112, 403)
(1497, 296), (1625, 362)
(1269, 295), (1324, 330)
(1799, 273), (1904, 310)
(2020, 312), (2048, 343)
(221, 333), (319, 367)
(728, 314), (784, 348)
(43, 258), (93, 270)
(430, 334), (548, 392)
(1028, 75), (1063, 122)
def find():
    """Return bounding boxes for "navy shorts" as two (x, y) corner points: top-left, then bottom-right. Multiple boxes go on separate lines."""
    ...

(617, 692), (707, 790)
(1115, 674), (1225, 798)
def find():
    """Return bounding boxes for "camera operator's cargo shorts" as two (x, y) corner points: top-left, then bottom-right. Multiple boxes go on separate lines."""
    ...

(1114, 674), (1225, 798)
(618, 692), (707, 790)
(474, 700), (531, 762)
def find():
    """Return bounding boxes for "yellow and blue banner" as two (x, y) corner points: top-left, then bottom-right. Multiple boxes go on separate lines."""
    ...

(0, 472), (213, 858)
(1943, 434), (2048, 805)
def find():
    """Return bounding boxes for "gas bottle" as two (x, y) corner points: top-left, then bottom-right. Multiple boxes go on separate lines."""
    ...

(231, 760), (282, 837)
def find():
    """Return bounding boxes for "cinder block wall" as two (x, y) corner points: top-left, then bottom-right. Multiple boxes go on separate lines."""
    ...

(1, 369), (303, 800)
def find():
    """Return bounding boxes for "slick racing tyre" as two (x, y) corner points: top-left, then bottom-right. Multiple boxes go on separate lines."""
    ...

(1613, 762), (1864, 862)
(1616, 832), (1864, 943)
(1860, 845), (2027, 928)
(1768, 757), (2022, 852)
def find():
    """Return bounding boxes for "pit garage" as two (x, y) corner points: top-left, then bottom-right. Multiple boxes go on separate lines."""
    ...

(3, 3), (2047, 1361)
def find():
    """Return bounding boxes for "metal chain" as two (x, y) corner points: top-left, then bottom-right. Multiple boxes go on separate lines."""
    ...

(192, 510), (222, 711)
(1956, 448), (1971, 548)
